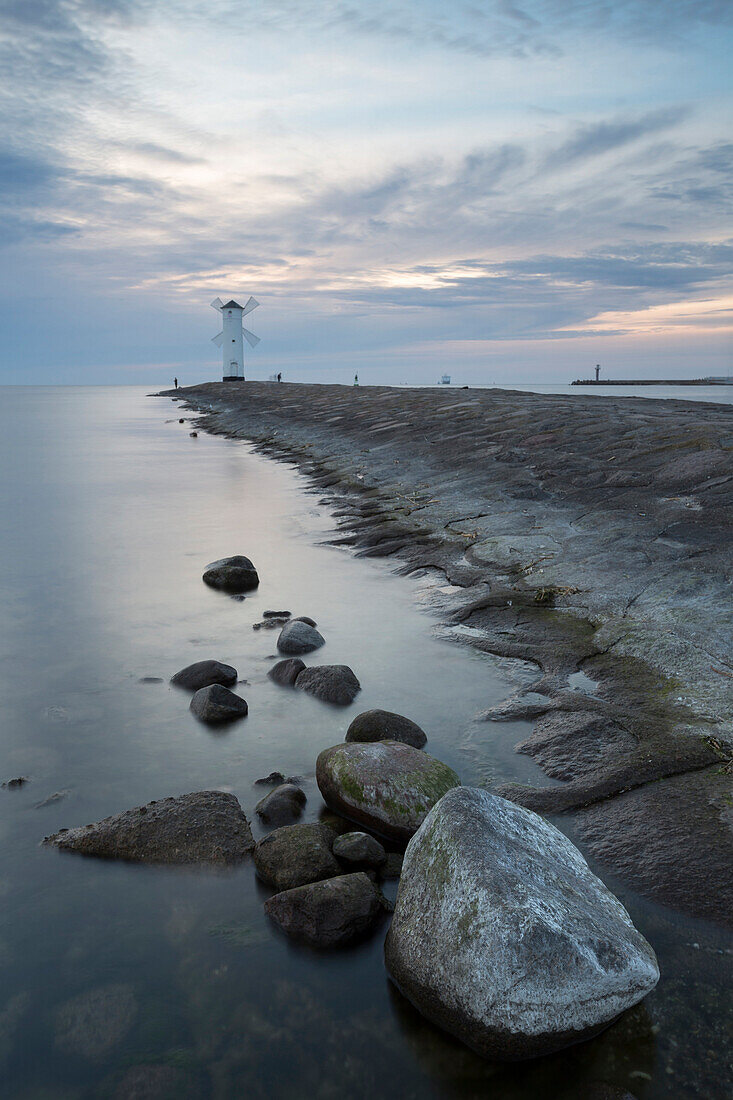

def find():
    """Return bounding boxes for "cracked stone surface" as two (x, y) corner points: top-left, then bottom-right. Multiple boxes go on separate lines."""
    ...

(159, 382), (732, 923)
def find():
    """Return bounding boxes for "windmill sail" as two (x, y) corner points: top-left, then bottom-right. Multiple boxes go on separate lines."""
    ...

(243, 328), (260, 348)
(242, 296), (259, 317)
(210, 297), (224, 311)
(211, 332), (224, 347)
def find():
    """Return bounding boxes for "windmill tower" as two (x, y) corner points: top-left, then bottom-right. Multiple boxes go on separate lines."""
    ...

(211, 296), (260, 381)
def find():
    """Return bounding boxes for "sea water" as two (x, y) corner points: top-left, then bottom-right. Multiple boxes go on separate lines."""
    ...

(0, 386), (729, 1098)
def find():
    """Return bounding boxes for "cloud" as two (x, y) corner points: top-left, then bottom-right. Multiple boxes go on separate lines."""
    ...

(544, 108), (687, 168)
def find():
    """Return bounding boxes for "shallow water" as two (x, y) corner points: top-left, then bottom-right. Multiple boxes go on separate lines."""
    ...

(0, 386), (729, 1099)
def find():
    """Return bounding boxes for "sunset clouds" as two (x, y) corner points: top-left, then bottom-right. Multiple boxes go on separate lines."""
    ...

(0, 1), (730, 382)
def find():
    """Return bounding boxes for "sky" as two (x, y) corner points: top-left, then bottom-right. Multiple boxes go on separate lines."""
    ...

(0, 0), (731, 386)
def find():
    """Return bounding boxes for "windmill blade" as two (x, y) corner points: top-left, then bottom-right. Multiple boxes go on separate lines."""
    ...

(210, 297), (224, 311)
(211, 332), (224, 347)
(243, 328), (260, 349)
(242, 296), (259, 317)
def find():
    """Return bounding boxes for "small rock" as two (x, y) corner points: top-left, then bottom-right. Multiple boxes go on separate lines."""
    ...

(254, 822), (340, 891)
(171, 660), (237, 690)
(138, 676), (163, 684)
(189, 684), (248, 723)
(202, 555), (259, 593)
(178, 418), (184, 423)
(189, 431), (198, 437)
(45, 791), (254, 864)
(277, 620), (325, 655)
(2, 777), (28, 790)
(35, 790), (70, 809)
(255, 783), (306, 826)
(254, 771), (286, 786)
(253, 617), (289, 630)
(385, 787), (660, 1060)
(54, 983), (137, 1061)
(264, 872), (381, 947)
(382, 851), (404, 879)
(346, 709), (427, 749)
(333, 831), (387, 867)
(264, 610), (292, 619)
(267, 658), (306, 686)
(291, 615), (317, 627)
(317, 741), (459, 842)
(296, 664), (361, 706)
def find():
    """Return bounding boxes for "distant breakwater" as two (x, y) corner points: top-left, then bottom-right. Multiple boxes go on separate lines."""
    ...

(158, 381), (733, 927)
(572, 378), (733, 385)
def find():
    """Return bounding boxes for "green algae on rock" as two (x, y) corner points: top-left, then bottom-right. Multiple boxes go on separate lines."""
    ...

(316, 741), (460, 843)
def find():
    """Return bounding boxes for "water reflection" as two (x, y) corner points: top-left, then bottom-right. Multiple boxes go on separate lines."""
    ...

(0, 387), (728, 1098)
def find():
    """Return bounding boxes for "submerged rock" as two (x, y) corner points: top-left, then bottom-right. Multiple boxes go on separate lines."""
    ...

(346, 709), (427, 748)
(255, 783), (306, 826)
(277, 620), (325, 655)
(254, 770), (286, 786)
(2, 777), (28, 790)
(264, 872), (381, 947)
(316, 741), (460, 842)
(267, 658), (306, 686)
(333, 831), (386, 868)
(202, 555), (259, 593)
(385, 787), (660, 1061)
(54, 983), (137, 1061)
(189, 683), (248, 723)
(170, 659), (237, 690)
(296, 665), (361, 706)
(254, 822), (340, 891)
(45, 791), (254, 864)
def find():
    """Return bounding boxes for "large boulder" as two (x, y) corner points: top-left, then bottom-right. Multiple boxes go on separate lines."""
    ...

(346, 709), (427, 749)
(202, 555), (259, 593)
(255, 783), (306, 826)
(316, 741), (460, 842)
(277, 620), (325, 655)
(45, 791), (254, 864)
(296, 665), (361, 706)
(333, 831), (386, 868)
(264, 872), (381, 947)
(189, 684), (248, 723)
(254, 822), (341, 891)
(267, 658), (306, 686)
(384, 787), (660, 1061)
(170, 660), (237, 690)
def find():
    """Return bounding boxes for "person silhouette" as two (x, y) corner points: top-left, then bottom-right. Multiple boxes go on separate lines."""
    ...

(174, 377), (178, 389)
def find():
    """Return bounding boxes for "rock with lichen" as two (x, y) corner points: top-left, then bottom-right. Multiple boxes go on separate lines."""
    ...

(385, 787), (660, 1061)
(316, 741), (459, 842)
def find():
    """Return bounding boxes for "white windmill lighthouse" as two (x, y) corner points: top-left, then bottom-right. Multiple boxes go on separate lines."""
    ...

(210, 296), (260, 381)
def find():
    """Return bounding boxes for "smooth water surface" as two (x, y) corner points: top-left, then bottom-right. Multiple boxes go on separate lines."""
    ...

(0, 387), (729, 1099)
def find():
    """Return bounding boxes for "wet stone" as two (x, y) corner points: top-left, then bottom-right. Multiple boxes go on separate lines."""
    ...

(254, 822), (340, 891)
(277, 620), (325, 655)
(264, 871), (382, 947)
(45, 790), (254, 864)
(296, 664), (361, 706)
(54, 983), (137, 1061)
(170, 659), (237, 690)
(346, 709), (427, 748)
(255, 783), (306, 826)
(268, 658), (306, 686)
(333, 831), (387, 867)
(202, 555), (259, 593)
(189, 683), (248, 723)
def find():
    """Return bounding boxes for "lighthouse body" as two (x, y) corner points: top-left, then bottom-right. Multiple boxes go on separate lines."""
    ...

(222, 303), (245, 380)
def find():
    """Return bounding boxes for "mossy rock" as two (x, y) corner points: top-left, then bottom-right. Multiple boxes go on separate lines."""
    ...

(316, 741), (460, 843)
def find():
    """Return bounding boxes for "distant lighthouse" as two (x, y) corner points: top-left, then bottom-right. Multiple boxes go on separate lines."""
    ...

(210, 296), (260, 381)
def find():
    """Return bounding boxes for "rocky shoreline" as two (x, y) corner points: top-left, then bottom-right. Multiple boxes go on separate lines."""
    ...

(158, 381), (733, 926)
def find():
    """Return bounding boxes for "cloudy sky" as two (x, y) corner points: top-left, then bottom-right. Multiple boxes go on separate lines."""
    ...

(0, 0), (731, 385)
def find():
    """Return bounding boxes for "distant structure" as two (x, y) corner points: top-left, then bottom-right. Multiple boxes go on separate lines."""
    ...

(595, 364), (601, 382)
(210, 296), (260, 381)
(440, 374), (451, 385)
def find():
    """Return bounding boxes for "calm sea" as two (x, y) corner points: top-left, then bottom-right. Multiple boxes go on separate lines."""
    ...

(0, 386), (728, 1098)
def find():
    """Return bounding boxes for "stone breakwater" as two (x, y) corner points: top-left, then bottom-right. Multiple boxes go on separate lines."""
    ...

(159, 382), (733, 925)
